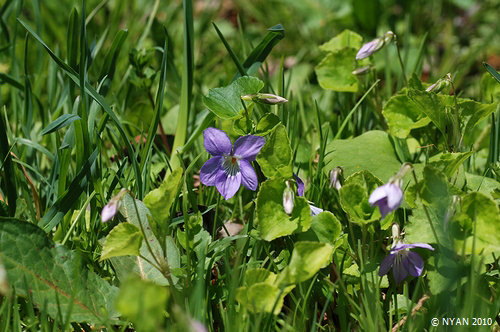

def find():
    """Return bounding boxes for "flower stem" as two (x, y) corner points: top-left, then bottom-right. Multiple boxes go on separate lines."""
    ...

(394, 38), (408, 86)
(449, 78), (462, 151)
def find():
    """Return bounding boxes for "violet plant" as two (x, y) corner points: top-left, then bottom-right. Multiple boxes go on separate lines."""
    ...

(200, 127), (265, 199)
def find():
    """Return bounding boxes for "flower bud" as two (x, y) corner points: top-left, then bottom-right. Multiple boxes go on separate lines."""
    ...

(101, 188), (128, 222)
(283, 182), (295, 215)
(356, 31), (395, 60)
(242, 93), (288, 105)
(351, 66), (372, 75)
(426, 73), (452, 93)
(329, 167), (343, 190)
(391, 223), (402, 248)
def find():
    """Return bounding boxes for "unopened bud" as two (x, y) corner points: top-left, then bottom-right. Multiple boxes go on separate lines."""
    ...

(242, 93), (288, 105)
(426, 73), (452, 93)
(383, 31), (395, 43)
(329, 167), (343, 190)
(356, 31), (395, 60)
(352, 66), (372, 75)
(283, 182), (295, 215)
(391, 223), (402, 248)
(102, 188), (128, 222)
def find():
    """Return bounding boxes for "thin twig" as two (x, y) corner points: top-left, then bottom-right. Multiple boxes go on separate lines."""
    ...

(392, 294), (430, 332)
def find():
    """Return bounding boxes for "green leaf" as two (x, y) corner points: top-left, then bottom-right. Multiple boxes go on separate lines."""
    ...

(276, 241), (334, 286)
(318, 29), (363, 53)
(243, 268), (277, 286)
(405, 167), (450, 245)
(339, 171), (392, 226)
(144, 167), (183, 226)
(41, 114), (81, 136)
(236, 282), (293, 315)
(100, 223), (143, 261)
(110, 195), (180, 285)
(324, 130), (401, 182)
(428, 152), (473, 178)
(407, 89), (448, 136)
(202, 76), (264, 119)
(315, 48), (359, 92)
(310, 211), (342, 246)
(465, 172), (500, 196)
(483, 62), (500, 84)
(239, 24), (285, 78)
(115, 276), (168, 332)
(98, 29), (128, 88)
(256, 124), (293, 178)
(454, 192), (500, 257)
(382, 92), (431, 138)
(257, 178), (311, 241)
(0, 218), (118, 323)
(255, 113), (280, 136)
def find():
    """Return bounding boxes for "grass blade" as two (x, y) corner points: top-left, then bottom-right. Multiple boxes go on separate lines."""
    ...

(0, 111), (16, 216)
(169, 0), (194, 171)
(18, 18), (143, 198)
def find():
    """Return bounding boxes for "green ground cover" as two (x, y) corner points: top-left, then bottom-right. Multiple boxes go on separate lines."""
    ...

(0, 0), (499, 331)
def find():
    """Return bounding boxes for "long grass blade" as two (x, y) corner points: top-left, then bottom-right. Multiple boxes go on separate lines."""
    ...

(18, 18), (143, 198)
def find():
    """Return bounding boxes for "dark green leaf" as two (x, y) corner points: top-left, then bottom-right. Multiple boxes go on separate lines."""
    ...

(41, 114), (81, 136)
(0, 218), (118, 323)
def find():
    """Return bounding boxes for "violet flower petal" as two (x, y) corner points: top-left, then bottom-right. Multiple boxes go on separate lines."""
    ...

(233, 135), (266, 161)
(101, 203), (117, 222)
(378, 253), (396, 276)
(294, 174), (305, 197)
(392, 243), (434, 252)
(200, 156), (223, 186)
(385, 183), (403, 209)
(356, 38), (384, 60)
(239, 159), (258, 191)
(203, 127), (232, 156)
(393, 256), (409, 284)
(215, 171), (242, 200)
(378, 200), (392, 219)
(310, 205), (324, 216)
(368, 185), (388, 205)
(406, 251), (425, 277)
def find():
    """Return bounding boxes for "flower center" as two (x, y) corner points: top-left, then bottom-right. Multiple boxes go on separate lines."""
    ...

(223, 155), (240, 176)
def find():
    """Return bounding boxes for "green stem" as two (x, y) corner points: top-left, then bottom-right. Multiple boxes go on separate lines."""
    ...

(395, 39), (408, 86)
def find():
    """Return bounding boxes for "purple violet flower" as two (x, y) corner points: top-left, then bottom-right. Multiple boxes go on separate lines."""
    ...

(101, 188), (128, 222)
(368, 180), (403, 219)
(356, 38), (385, 60)
(200, 128), (265, 200)
(293, 174), (304, 197)
(379, 242), (434, 284)
(293, 174), (323, 216)
(356, 31), (395, 60)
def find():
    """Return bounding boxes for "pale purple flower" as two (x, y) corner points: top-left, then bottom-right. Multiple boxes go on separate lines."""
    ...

(294, 174), (304, 197)
(101, 203), (118, 222)
(379, 242), (434, 284)
(294, 174), (323, 216)
(310, 205), (324, 216)
(189, 319), (208, 332)
(368, 180), (403, 219)
(200, 128), (265, 200)
(101, 188), (128, 222)
(356, 31), (394, 60)
(356, 38), (385, 60)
